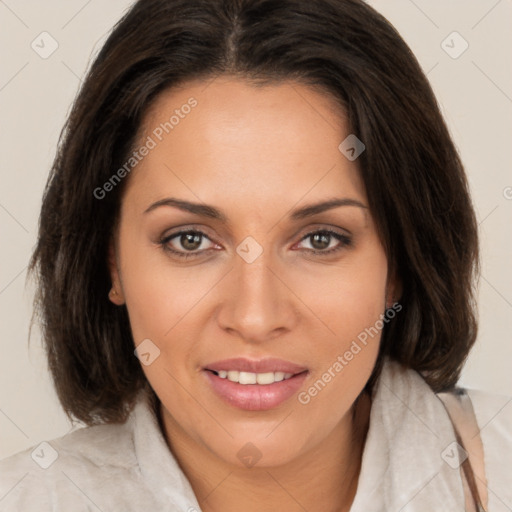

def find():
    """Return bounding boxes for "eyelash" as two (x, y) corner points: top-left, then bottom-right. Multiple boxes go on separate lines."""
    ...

(159, 228), (352, 260)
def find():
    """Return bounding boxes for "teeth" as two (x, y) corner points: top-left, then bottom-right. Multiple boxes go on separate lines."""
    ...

(259, 372), (280, 384)
(227, 370), (239, 381)
(239, 372), (257, 384)
(214, 370), (295, 385)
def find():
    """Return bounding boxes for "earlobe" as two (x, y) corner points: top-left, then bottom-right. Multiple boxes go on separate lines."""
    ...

(108, 287), (124, 305)
(107, 240), (126, 305)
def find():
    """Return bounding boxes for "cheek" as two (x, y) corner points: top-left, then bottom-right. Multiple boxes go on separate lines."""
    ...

(295, 259), (387, 426)
(118, 237), (212, 399)
(123, 269), (203, 342)
(294, 243), (388, 400)
(298, 243), (388, 345)
(117, 228), (215, 342)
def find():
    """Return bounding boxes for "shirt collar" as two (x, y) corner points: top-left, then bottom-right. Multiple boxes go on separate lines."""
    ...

(350, 358), (465, 511)
(130, 385), (203, 510)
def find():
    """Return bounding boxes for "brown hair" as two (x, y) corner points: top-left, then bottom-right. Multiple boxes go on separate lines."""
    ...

(29, 0), (479, 425)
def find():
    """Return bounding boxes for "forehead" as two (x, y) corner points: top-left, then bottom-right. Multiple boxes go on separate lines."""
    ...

(123, 77), (367, 215)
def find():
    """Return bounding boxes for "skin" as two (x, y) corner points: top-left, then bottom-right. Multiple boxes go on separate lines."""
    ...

(109, 77), (399, 512)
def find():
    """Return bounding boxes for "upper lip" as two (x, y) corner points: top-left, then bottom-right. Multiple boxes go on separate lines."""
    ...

(204, 357), (308, 374)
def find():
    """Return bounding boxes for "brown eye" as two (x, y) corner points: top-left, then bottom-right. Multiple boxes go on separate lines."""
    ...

(296, 229), (352, 255)
(160, 230), (217, 258)
(180, 232), (203, 251)
(310, 232), (331, 250)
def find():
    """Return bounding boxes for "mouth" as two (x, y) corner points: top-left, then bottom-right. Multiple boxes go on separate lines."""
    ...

(202, 357), (309, 411)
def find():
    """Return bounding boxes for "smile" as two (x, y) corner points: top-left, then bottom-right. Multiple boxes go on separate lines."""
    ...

(209, 370), (295, 385)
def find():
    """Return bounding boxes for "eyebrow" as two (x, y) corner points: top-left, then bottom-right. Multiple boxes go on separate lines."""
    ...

(143, 197), (368, 221)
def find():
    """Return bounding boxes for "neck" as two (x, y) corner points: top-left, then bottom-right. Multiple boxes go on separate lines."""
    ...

(160, 392), (371, 512)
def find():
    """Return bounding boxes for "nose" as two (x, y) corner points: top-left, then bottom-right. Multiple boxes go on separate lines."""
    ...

(216, 249), (298, 343)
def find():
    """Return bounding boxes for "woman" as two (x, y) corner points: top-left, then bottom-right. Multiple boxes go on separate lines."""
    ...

(0, 0), (510, 510)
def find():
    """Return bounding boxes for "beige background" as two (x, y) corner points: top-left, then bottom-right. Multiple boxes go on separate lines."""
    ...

(1, 0), (511, 460)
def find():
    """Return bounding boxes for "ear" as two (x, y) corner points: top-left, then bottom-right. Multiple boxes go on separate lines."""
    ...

(108, 239), (126, 306)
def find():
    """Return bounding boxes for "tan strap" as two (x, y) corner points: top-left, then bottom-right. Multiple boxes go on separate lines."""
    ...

(438, 389), (488, 511)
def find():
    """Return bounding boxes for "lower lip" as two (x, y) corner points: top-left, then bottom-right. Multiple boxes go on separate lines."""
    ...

(203, 370), (309, 411)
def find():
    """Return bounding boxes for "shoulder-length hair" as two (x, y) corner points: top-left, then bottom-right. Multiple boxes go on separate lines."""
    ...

(29, 0), (479, 425)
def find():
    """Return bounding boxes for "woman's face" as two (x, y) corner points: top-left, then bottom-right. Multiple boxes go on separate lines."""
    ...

(110, 77), (396, 468)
